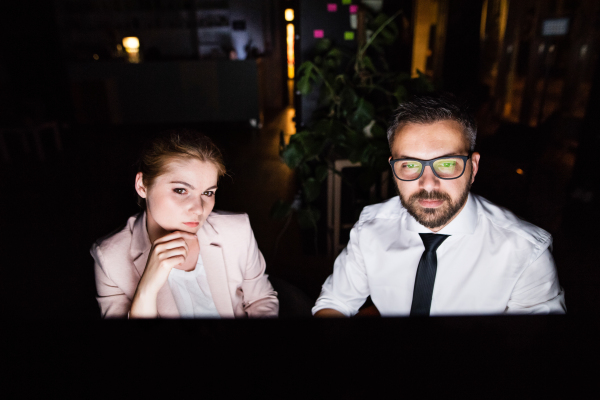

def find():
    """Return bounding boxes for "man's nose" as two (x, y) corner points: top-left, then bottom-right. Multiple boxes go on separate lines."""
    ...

(419, 165), (440, 191)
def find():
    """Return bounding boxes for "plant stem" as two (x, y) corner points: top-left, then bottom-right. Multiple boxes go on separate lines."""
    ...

(357, 10), (403, 62)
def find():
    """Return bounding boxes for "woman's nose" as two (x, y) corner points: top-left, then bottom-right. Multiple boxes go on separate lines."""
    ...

(189, 195), (204, 215)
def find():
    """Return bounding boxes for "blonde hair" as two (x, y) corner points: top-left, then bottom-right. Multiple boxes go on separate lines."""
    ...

(137, 129), (226, 209)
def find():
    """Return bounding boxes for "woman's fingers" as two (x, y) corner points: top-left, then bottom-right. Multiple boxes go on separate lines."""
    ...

(162, 254), (186, 269)
(154, 237), (189, 254)
(154, 230), (197, 245)
(157, 247), (188, 263)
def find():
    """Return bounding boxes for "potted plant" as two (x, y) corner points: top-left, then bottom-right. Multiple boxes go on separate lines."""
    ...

(271, 8), (434, 254)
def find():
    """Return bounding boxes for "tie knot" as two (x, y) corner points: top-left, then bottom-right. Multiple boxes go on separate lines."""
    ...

(419, 233), (450, 253)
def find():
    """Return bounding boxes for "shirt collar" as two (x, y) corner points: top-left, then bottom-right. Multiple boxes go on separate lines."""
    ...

(405, 193), (477, 235)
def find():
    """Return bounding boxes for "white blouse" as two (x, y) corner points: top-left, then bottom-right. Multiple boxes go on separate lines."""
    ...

(167, 253), (221, 318)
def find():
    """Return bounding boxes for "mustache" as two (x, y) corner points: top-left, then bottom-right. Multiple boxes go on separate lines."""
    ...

(408, 190), (452, 203)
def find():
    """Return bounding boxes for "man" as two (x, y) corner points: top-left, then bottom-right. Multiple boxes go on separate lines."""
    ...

(313, 93), (566, 317)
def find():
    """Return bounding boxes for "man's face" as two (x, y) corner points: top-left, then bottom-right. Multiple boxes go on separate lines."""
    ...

(389, 120), (480, 232)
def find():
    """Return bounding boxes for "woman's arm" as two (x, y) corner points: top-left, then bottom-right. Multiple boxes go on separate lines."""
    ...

(92, 245), (132, 318)
(240, 215), (279, 318)
(130, 231), (197, 318)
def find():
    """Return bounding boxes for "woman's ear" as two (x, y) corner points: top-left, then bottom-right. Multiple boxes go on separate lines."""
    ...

(135, 172), (147, 198)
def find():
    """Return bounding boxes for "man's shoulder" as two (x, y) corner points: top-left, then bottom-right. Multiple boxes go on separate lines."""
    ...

(358, 196), (405, 224)
(472, 194), (552, 247)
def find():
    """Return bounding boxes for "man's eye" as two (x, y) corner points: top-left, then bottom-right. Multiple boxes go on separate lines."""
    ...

(174, 188), (186, 194)
(203, 191), (214, 197)
(442, 162), (455, 167)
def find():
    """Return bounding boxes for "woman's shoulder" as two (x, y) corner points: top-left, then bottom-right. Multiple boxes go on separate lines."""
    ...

(208, 209), (250, 222)
(90, 213), (141, 258)
(206, 210), (252, 233)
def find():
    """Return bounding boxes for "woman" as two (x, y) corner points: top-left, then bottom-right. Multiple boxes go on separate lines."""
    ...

(90, 129), (278, 318)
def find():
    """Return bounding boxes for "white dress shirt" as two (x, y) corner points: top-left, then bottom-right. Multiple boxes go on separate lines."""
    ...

(313, 193), (566, 316)
(167, 253), (221, 318)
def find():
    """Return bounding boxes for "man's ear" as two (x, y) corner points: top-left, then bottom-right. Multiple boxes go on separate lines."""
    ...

(470, 152), (481, 183)
(135, 172), (147, 198)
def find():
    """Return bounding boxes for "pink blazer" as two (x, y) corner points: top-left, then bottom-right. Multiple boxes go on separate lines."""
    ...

(90, 211), (279, 318)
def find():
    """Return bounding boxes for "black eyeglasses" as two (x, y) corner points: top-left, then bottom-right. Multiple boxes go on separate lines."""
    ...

(389, 153), (472, 181)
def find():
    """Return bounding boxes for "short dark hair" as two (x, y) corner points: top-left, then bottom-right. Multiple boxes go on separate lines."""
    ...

(386, 92), (477, 151)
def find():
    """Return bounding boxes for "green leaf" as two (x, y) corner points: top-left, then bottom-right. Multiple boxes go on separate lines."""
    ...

(281, 142), (304, 169)
(297, 207), (321, 229)
(325, 48), (343, 69)
(294, 131), (324, 159)
(378, 28), (396, 45)
(270, 200), (292, 220)
(315, 164), (329, 182)
(360, 144), (375, 165)
(340, 86), (358, 110)
(299, 162), (311, 177)
(314, 38), (332, 54)
(370, 123), (386, 139)
(394, 85), (408, 103)
(370, 14), (391, 29)
(302, 177), (321, 202)
(362, 56), (376, 72)
(351, 98), (375, 131)
(297, 66), (314, 95)
(348, 149), (362, 164)
(412, 70), (435, 93)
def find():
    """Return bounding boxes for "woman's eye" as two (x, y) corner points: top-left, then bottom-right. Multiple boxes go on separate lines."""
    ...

(203, 191), (214, 197)
(174, 188), (187, 195)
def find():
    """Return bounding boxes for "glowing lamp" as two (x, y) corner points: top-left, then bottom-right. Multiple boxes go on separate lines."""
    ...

(122, 37), (140, 63)
(122, 37), (140, 52)
(285, 9), (294, 21)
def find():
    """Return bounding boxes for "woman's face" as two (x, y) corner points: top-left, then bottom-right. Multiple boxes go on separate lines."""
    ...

(135, 157), (219, 235)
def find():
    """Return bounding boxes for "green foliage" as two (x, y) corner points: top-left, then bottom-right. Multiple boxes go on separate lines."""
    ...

(297, 207), (321, 229)
(270, 199), (292, 220)
(275, 8), (434, 230)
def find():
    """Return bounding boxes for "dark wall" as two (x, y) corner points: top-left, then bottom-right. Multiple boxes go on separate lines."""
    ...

(0, 1), (70, 124)
(441, 0), (485, 98)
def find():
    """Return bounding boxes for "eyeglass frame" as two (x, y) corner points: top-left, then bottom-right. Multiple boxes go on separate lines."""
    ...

(389, 152), (473, 181)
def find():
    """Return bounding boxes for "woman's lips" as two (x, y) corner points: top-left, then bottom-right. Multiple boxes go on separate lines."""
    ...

(183, 222), (199, 227)
(418, 199), (444, 208)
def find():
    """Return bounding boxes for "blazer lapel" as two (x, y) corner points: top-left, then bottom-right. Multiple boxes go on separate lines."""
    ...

(129, 212), (180, 318)
(198, 219), (235, 318)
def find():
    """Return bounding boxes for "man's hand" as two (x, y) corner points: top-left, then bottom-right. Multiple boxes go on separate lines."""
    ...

(314, 308), (346, 318)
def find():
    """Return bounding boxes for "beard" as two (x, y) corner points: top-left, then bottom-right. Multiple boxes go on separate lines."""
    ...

(397, 172), (472, 230)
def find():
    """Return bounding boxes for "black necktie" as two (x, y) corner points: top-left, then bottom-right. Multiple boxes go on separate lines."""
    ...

(410, 233), (450, 317)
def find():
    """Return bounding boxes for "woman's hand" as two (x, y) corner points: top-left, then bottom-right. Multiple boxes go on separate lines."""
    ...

(130, 231), (197, 318)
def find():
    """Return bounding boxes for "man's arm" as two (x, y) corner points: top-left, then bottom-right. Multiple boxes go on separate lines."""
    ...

(505, 248), (566, 314)
(312, 220), (370, 317)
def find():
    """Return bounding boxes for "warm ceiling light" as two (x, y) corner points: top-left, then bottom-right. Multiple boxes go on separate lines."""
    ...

(285, 9), (294, 21)
(122, 37), (140, 52)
